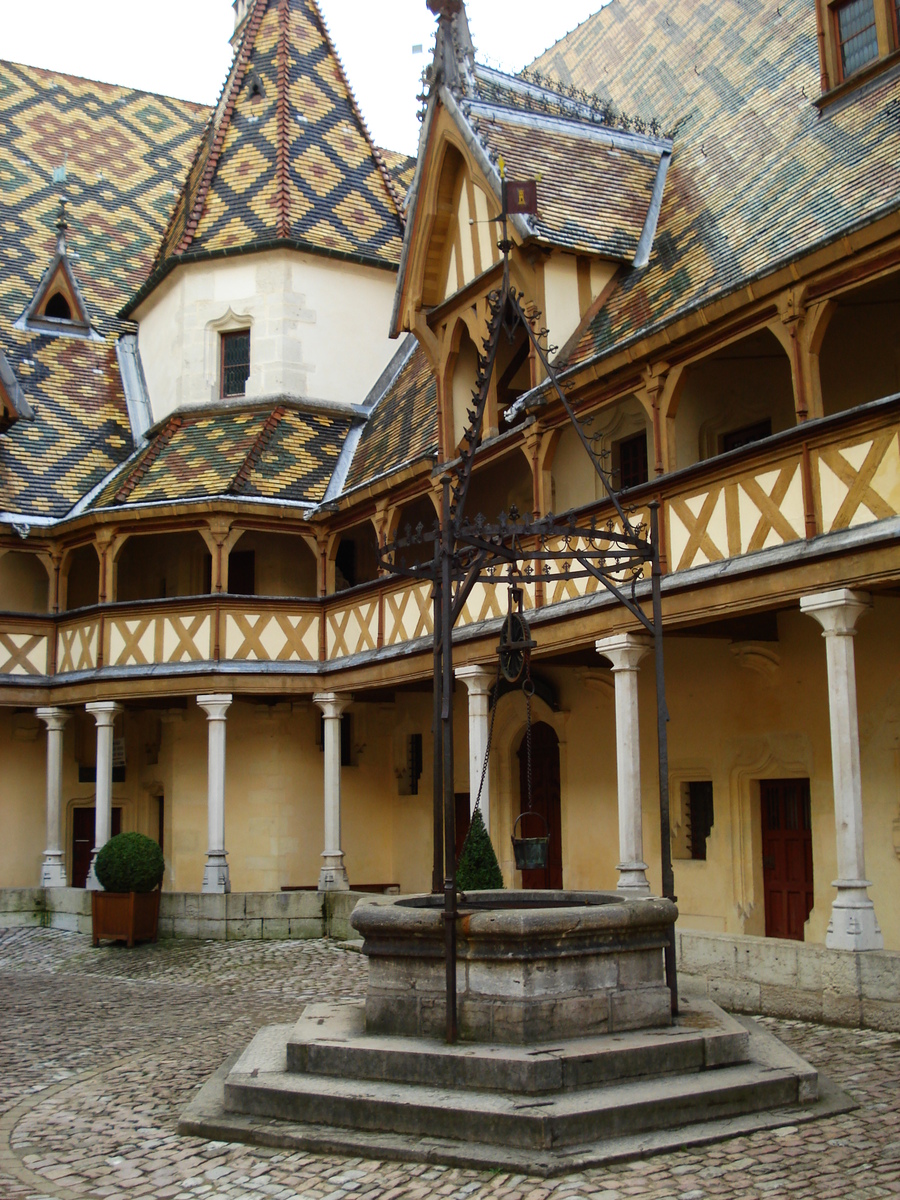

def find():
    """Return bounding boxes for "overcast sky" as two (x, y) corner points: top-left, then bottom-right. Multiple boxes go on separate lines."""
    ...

(1, 1), (602, 155)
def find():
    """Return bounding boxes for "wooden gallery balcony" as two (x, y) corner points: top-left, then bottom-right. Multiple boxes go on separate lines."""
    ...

(0, 397), (897, 686)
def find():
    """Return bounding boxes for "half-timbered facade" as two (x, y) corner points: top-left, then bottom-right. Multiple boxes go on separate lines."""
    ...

(1, 0), (898, 957)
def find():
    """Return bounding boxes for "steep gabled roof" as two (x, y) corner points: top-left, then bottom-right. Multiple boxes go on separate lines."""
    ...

(533, 0), (900, 371)
(392, 5), (670, 333)
(127, 0), (405, 315)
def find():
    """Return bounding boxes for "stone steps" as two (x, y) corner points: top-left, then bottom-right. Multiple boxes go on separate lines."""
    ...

(179, 997), (850, 1174)
(287, 999), (750, 1093)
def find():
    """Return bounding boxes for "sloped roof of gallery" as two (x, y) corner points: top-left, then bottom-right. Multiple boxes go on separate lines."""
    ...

(122, 0), (406, 318)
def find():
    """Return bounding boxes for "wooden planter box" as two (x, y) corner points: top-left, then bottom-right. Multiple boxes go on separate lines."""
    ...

(91, 890), (160, 947)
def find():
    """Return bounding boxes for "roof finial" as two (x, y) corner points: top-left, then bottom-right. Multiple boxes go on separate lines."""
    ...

(55, 196), (68, 256)
(427, 0), (475, 95)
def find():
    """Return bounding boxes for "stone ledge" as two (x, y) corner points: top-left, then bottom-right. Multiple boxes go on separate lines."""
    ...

(679, 930), (900, 1032)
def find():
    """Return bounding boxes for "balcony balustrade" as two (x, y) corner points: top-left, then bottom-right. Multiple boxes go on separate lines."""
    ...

(0, 399), (896, 681)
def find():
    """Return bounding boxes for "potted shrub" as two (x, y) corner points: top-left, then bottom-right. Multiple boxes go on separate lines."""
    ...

(91, 832), (165, 947)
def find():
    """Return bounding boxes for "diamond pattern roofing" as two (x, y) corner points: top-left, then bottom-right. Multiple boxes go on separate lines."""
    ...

(0, 61), (210, 517)
(138, 0), (405, 313)
(531, 0), (900, 368)
(91, 404), (352, 510)
(343, 343), (438, 493)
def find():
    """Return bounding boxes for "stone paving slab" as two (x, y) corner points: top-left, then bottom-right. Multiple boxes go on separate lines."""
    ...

(1, 927), (900, 1199)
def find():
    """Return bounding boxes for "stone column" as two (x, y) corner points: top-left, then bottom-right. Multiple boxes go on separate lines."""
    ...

(800, 589), (883, 950)
(595, 634), (652, 895)
(36, 707), (70, 887)
(84, 701), (122, 890)
(313, 692), (351, 890)
(456, 665), (494, 834)
(197, 694), (233, 894)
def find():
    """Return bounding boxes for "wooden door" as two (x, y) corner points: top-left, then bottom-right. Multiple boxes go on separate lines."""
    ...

(761, 779), (813, 940)
(517, 722), (563, 889)
(71, 806), (122, 888)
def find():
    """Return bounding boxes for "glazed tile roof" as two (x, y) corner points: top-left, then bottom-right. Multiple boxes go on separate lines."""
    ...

(0, 61), (209, 336)
(379, 148), (417, 202)
(90, 403), (352, 510)
(138, 0), (405, 311)
(0, 334), (132, 517)
(468, 103), (662, 260)
(0, 60), (210, 517)
(343, 341), (438, 493)
(530, 0), (900, 368)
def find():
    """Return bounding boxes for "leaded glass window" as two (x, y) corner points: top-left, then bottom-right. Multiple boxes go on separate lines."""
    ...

(836, 0), (879, 78)
(221, 329), (250, 397)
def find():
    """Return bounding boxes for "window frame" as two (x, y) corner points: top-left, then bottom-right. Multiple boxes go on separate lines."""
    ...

(220, 328), (251, 399)
(817, 0), (900, 96)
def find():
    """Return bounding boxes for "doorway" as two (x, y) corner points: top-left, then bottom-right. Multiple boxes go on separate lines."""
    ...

(71, 806), (122, 888)
(516, 722), (563, 889)
(760, 778), (813, 940)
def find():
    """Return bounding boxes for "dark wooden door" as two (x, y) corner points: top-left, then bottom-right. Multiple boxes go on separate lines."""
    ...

(761, 779), (813, 940)
(517, 722), (563, 889)
(71, 806), (122, 888)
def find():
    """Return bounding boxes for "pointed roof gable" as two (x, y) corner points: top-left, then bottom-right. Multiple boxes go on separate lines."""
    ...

(0, 349), (33, 431)
(125, 0), (405, 315)
(391, 2), (671, 335)
(14, 202), (101, 340)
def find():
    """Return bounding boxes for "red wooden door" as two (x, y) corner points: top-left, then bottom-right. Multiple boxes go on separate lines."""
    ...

(71, 806), (122, 888)
(761, 779), (813, 940)
(517, 722), (563, 889)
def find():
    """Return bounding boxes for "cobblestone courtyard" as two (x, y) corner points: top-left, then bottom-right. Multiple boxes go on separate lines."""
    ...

(0, 928), (898, 1200)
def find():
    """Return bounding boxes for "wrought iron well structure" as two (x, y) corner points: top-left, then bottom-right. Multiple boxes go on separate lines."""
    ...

(379, 203), (676, 1042)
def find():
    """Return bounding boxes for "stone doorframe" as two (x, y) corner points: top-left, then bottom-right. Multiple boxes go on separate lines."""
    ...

(726, 738), (815, 939)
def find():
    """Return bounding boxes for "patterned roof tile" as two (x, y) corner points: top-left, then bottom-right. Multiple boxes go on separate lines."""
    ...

(531, 0), (900, 366)
(143, 0), (406, 302)
(343, 343), (438, 493)
(90, 404), (351, 510)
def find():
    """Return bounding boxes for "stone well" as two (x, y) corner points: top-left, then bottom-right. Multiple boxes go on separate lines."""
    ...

(351, 890), (676, 1043)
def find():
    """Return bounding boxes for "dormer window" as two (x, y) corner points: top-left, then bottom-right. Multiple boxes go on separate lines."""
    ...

(15, 200), (100, 340)
(221, 329), (251, 397)
(817, 0), (900, 96)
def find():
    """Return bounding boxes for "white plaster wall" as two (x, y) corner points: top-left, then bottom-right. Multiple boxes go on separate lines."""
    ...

(542, 253), (583, 359)
(134, 250), (399, 421)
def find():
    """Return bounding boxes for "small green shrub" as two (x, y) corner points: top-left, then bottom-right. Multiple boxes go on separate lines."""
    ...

(94, 832), (165, 894)
(456, 807), (504, 891)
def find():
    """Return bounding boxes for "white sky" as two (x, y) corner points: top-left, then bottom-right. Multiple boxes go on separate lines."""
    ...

(0, 1), (601, 155)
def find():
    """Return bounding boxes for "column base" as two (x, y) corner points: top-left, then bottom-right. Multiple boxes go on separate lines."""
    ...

(202, 854), (231, 894)
(318, 853), (350, 891)
(40, 854), (67, 888)
(86, 854), (101, 891)
(616, 861), (651, 896)
(825, 880), (883, 951)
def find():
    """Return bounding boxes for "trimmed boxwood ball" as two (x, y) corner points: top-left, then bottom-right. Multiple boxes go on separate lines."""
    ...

(94, 832), (164, 894)
(456, 807), (504, 891)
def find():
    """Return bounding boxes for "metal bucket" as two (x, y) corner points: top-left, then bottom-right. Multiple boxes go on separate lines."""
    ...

(511, 812), (549, 871)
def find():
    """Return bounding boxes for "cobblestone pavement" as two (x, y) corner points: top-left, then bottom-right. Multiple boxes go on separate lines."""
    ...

(1, 928), (899, 1200)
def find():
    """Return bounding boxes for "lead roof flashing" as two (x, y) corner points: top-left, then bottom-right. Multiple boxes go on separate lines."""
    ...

(462, 98), (672, 157)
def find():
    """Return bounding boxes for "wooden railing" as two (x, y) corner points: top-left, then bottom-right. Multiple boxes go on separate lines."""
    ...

(1, 400), (897, 679)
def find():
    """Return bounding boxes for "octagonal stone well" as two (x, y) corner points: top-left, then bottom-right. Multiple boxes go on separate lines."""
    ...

(351, 890), (677, 1043)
